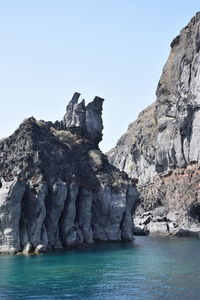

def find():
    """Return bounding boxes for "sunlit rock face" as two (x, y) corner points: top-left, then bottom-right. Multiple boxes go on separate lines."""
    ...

(108, 13), (200, 237)
(0, 93), (138, 254)
(63, 92), (104, 144)
(156, 12), (200, 174)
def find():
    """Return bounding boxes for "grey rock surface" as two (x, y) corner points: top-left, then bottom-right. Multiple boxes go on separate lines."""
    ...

(22, 179), (48, 249)
(0, 178), (25, 253)
(86, 97), (104, 143)
(0, 94), (138, 254)
(63, 93), (104, 143)
(121, 185), (139, 240)
(59, 181), (80, 247)
(108, 12), (200, 237)
(108, 103), (157, 185)
(45, 179), (68, 248)
(155, 12), (200, 174)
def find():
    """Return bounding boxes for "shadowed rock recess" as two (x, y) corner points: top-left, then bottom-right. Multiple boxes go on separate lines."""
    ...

(0, 93), (138, 254)
(108, 12), (200, 237)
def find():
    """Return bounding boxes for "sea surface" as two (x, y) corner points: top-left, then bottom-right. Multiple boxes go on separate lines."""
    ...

(0, 236), (200, 300)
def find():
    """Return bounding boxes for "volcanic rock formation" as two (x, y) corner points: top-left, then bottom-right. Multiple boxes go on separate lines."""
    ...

(108, 12), (200, 237)
(0, 93), (138, 254)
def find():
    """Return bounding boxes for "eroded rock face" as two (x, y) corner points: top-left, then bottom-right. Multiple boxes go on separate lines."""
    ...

(92, 183), (127, 241)
(0, 93), (138, 254)
(63, 93), (104, 144)
(108, 12), (200, 237)
(45, 179), (68, 248)
(108, 103), (157, 185)
(86, 97), (104, 143)
(156, 12), (200, 174)
(0, 179), (25, 253)
(21, 179), (48, 249)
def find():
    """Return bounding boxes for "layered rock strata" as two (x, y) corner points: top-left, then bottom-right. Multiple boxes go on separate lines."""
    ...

(0, 94), (138, 254)
(108, 12), (200, 237)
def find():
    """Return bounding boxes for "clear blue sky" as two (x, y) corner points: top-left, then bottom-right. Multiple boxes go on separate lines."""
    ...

(1, 1), (200, 151)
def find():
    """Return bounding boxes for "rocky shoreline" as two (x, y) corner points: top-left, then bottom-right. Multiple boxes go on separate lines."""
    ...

(2, 13), (200, 255)
(0, 93), (138, 254)
(134, 212), (200, 238)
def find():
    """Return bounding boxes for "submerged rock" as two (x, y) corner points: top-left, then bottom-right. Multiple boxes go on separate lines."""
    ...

(0, 93), (138, 254)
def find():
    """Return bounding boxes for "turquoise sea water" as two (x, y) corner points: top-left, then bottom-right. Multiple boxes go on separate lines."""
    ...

(0, 236), (200, 300)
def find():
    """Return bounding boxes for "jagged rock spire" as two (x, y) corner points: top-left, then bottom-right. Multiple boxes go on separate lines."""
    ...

(63, 93), (104, 143)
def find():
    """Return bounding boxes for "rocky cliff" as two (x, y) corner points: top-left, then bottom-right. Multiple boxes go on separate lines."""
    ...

(0, 93), (138, 254)
(108, 12), (200, 237)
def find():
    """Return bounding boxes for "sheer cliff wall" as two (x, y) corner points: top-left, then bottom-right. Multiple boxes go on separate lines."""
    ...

(108, 13), (200, 236)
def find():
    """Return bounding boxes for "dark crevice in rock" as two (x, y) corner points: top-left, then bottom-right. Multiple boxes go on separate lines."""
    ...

(188, 203), (200, 222)
(170, 35), (180, 48)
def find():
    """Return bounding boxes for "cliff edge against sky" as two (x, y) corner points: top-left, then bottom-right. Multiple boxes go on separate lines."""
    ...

(108, 12), (200, 237)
